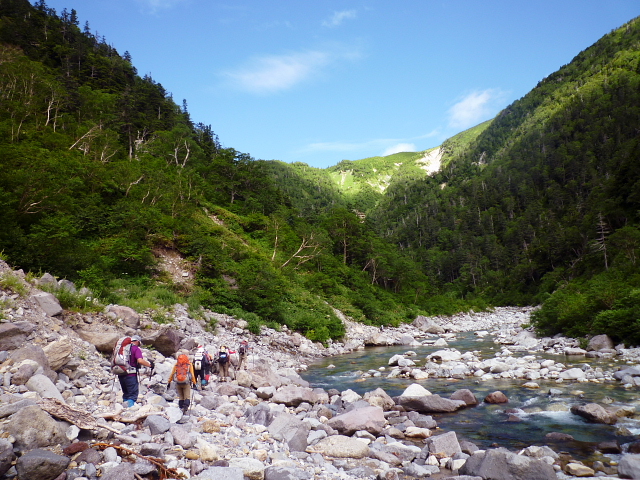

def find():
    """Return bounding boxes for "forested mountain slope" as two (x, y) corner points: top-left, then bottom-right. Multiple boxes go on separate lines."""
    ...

(0, 0), (449, 341)
(368, 16), (640, 343)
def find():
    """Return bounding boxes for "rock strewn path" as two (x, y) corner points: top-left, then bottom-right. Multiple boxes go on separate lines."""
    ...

(1, 259), (640, 479)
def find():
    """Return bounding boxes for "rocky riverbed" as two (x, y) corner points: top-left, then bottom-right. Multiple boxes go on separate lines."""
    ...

(2, 259), (640, 480)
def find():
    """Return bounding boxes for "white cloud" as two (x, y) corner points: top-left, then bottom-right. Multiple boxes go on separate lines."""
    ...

(223, 45), (361, 94)
(322, 10), (357, 27)
(381, 143), (416, 156)
(138, 0), (187, 12)
(448, 89), (507, 130)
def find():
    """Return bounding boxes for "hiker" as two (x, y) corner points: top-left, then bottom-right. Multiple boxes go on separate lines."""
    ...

(167, 353), (197, 413)
(112, 335), (154, 408)
(217, 345), (235, 382)
(193, 345), (212, 388)
(237, 340), (250, 371)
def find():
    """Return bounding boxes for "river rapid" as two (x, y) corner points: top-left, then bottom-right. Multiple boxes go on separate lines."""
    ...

(301, 308), (640, 465)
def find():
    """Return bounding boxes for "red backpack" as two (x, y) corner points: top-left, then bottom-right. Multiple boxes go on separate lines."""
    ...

(111, 337), (136, 375)
(175, 354), (191, 384)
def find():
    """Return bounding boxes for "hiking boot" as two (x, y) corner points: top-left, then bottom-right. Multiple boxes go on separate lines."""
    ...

(123, 399), (135, 408)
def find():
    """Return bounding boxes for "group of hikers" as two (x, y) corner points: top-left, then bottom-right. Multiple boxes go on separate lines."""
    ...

(111, 336), (251, 413)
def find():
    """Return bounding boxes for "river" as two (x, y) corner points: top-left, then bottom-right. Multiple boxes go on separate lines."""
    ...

(301, 331), (640, 463)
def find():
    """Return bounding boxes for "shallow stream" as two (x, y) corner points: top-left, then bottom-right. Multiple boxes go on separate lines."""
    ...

(301, 332), (640, 462)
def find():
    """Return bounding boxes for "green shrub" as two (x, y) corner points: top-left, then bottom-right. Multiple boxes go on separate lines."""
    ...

(0, 272), (29, 297)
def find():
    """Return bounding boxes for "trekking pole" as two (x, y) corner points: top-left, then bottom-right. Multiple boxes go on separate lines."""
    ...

(188, 386), (195, 415)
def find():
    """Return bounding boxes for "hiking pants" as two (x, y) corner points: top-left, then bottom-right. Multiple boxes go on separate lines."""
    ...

(176, 382), (191, 402)
(119, 374), (139, 404)
(219, 362), (229, 380)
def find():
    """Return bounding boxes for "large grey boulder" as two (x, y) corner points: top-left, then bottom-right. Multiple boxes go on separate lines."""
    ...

(42, 336), (74, 370)
(413, 315), (445, 334)
(7, 405), (69, 450)
(588, 334), (614, 352)
(268, 412), (310, 452)
(26, 373), (65, 401)
(10, 344), (56, 381)
(191, 467), (244, 480)
(101, 463), (137, 480)
(363, 387), (396, 410)
(0, 439), (15, 476)
(0, 399), (36, 419)
(459, 448), (557, 480)
(423, 431), (461, 457)
(271, 385), (319, 406)
(16, 448), (70, 480)
(306, 435), (370, 458)
(450, 389), (478, 405)
(0, 321), (35, 350)
(570, 403), (617, 425)
(76, 326), (121, 353)
(250, 362), (283, 389)
(327, 405), (386, 436)
(32, 291), (63, 316)
(264, 466), (312, 480)
(106, 305), (140, 328)
(144, 415), (171, 435)
(150, 327), (184, 356)
(398, 393), (466, 413)
(618, 453), (640, 479)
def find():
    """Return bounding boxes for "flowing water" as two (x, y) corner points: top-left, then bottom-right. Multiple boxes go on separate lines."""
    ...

(301, 333), (640, 462)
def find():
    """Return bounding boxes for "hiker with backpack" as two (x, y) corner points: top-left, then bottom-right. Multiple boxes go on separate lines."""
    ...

(167, 353), (197, 414)
(193, 345), (212, 389)
(111, 335), (154, 408)
(217, 345), (235, 382)
(237, 340), (250, 371)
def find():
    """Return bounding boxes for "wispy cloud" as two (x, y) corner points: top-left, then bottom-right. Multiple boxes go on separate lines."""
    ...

(381, 143), (416, 156)
(322, 10), (357, 28)
(137, 0), (187, 13)
(223, 45), (361, 94)
(301, 138), (421, 159)
(448, 89), (507, 130)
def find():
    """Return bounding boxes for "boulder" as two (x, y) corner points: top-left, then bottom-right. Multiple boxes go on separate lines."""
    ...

(618, 454), (640, 479)
(106, 305), (140, 328)
(267, 412), (310, 452)
(484, 391), (509, 404)
(587, 334), (614, 352)
(450, 389), (478, 405)
(306, 435), (370, 458)
(151, 327), (184, 356)
(363, 387), (396, 410)
(413, 315), (445, 334)
(7, 405), (69, 450)
(0, 321), (34, 350)
(16, 448), (70, 480)
(459, 448), (556, 480)
(228, 457), (265, 480)
(271, 385), (319, 406)
(327, 405), (386, 435)
(10, 344), (56, 381)
(427, 349), (462, 362)
(250, 362), (282, 389)
(76, 326), (121, 353)
(398, 394), (466, 413)
(0, 439), (15, 477)
(42, 336), (74, 370)
(31, 292), (63, 316)
(570, 403), (617, 425)
(559, 368), (586, 380)
(26, 374), (65, 401)
(423, 431), (461, 457)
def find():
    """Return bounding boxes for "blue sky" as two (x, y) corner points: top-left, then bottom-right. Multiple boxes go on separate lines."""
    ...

(44, 1), (639, 169)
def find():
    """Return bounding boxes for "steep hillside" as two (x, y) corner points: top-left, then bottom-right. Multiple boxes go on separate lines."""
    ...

(372, 16), (640, 343)
(0, 0), (447, 341)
